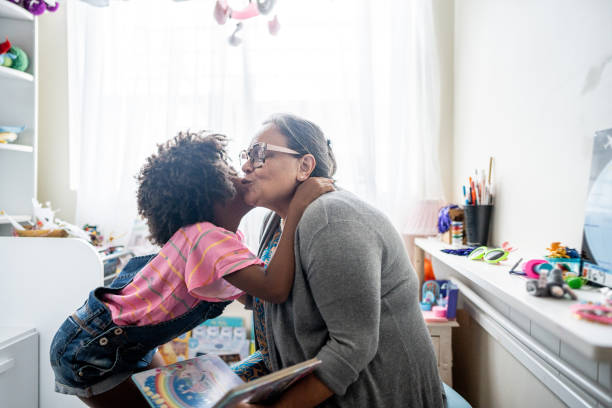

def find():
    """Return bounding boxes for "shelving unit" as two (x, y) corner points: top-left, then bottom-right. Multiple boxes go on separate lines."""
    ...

(0, 65), (34, 82)
(0, 0), (37, 235)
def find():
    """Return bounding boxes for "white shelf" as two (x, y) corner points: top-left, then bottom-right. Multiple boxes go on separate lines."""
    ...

(415, 237), (612, 360)
(0, 143), (33, 153)
(0, 1), (33, 21)
(0, 66), (34, 83)
(0, 327), (36, 348)
(0, 214), (30, 225)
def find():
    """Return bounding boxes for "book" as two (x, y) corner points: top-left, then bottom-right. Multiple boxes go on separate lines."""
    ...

(131, 354), (321, 408)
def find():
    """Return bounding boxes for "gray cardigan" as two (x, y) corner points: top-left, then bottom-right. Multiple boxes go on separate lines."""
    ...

(258, 190), (445, 407)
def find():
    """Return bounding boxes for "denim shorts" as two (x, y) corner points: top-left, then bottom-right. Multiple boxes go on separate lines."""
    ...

(50, 254), (230, 397)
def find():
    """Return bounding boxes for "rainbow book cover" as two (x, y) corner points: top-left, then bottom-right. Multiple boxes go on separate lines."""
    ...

(132, 354), (321, 408)
(132, 354), (243, 408)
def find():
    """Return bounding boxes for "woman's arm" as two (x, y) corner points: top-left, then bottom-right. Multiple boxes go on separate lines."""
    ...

(223, 178), (334, 303)
(287, 221), (383, 405)
(273, 374), (333, 408)
(236, 374), (333, 408)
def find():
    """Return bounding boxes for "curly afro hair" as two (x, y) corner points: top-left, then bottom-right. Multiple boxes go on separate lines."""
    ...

(136, 131), (237, 246)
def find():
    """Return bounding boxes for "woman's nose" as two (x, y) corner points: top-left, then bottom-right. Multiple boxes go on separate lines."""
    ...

(242, 160), (253, 174)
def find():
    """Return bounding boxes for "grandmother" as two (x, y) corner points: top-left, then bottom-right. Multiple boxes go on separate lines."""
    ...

(238, 113), (446, 408)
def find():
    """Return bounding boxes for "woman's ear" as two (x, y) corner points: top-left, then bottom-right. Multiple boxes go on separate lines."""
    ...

(297, 154), (316, 181)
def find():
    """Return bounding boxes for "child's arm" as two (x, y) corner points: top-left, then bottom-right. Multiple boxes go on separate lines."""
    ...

(223, 178), (335, 303)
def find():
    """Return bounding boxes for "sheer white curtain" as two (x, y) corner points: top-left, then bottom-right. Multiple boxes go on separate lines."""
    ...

(67, 0), (444, 248)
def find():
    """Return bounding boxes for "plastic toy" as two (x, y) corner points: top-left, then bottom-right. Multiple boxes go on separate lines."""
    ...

(467, 246), (509, 264)
(546, 241), (580, 259)
(570, 303), (612, 325)
(526, 267), (577, 300)
(522, 259), (549, 279)
(9, 0), (59, 16)
(420, 280), (459, 320)
(565, 276), (585, 289)
(420, 280), (440, 311)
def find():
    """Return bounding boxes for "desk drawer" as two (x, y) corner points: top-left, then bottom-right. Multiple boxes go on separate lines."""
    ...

(0, 329), (38, 408)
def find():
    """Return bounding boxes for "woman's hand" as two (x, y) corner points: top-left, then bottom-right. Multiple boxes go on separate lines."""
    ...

(289, 177), (335, 215)
(233, 403), (266, 408)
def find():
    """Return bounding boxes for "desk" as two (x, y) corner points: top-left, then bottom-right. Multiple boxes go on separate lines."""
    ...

(424, 318), (459, 386)
(415, 237), (612, 408)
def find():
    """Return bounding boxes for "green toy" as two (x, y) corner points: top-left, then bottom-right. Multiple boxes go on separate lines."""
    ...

(565, 276), (585, 289)
(8, 46), (28, 71)
(0, 38), (29, 72)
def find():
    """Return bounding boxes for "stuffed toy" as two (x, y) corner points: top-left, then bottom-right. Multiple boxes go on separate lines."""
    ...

(0, 38), (29, 72)
(526, 267), (577, 300)
(9, 0), (59, 16)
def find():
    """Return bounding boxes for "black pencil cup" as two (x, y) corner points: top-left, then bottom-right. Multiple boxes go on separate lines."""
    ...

(464, 205), (493, 246)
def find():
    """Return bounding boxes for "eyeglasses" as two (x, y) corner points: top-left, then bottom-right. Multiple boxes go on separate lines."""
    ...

(468, 246), (509, 264)
(239, 142), (301, 169)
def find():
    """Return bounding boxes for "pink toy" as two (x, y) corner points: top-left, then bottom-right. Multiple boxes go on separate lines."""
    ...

(432, 306), (447, 318)
(523, 259), (548, 279)
(570, 304), (612, 325)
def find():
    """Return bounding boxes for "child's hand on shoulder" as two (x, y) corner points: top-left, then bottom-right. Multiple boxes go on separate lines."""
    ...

(290, 177), (335, 212)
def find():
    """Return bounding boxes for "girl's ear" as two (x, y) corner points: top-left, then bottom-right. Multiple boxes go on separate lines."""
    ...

(297, 154), (316, 181)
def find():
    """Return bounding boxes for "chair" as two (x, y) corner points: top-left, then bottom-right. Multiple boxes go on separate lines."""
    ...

(444, 382), (472, 408)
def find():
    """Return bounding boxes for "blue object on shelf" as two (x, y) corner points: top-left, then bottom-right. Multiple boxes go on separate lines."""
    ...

(545, 257), (581, 276)
(437, 280), (459, 319)
(0, 125), (25, 133)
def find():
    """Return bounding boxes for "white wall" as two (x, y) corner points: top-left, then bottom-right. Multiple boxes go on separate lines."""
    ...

(37, 5), (76, 223)
(433, 0), (455, 202)
(453, 0), (612, 251)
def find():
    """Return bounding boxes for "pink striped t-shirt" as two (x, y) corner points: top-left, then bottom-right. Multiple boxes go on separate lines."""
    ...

(103, 222), (263, 326)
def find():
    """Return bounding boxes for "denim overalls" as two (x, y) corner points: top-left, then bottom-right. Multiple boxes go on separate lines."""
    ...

(50, 254), (230, 397)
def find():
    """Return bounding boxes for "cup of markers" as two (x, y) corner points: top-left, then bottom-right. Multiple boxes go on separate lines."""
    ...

(451, 221), (463, 246)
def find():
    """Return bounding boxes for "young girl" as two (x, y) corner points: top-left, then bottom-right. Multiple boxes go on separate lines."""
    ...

(49, 131), (334, 407)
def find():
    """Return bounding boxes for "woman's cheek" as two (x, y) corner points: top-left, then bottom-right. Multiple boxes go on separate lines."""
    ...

(243, 188), (259, 206)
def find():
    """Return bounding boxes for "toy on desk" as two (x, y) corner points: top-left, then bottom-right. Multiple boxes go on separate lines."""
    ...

(523, 259), (552, 279)
(467, 246), (509, 264)
(501, 241), (517, 253)
(420, 280), (440, 311)
(508, 257), (526, 276)
(565, 276), (587, 289)
(441, 246), (476, 256)
(569, 288), (612, 325)
(544, 242), (581, 277)
(525, 267), (577, 300)
(570, 304), (612, 325)
(420, 280), (459, 320)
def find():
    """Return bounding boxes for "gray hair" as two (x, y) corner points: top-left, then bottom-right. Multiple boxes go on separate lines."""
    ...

(263, 113), (337, 178)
